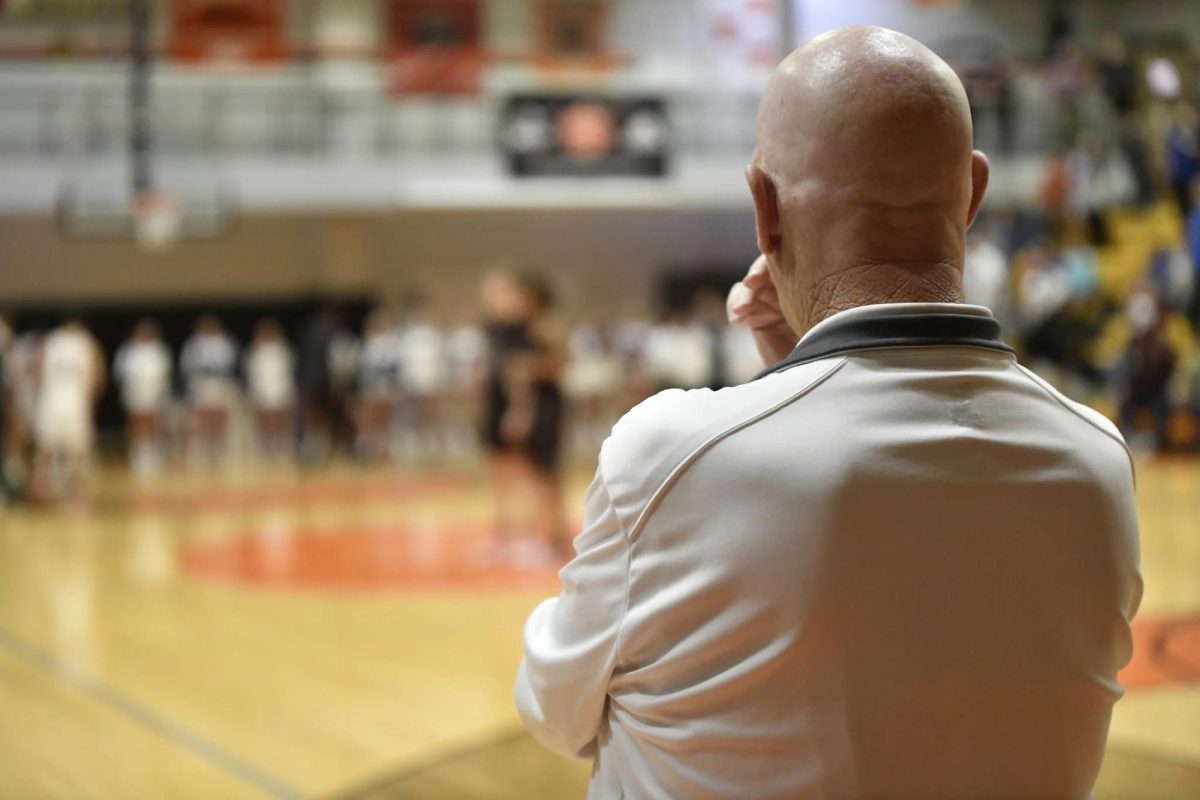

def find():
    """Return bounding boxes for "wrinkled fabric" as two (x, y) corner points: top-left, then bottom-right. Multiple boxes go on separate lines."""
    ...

(517, 303), (1142, 800)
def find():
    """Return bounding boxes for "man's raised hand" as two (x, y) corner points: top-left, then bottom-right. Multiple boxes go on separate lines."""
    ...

(727, 255), (799, 367)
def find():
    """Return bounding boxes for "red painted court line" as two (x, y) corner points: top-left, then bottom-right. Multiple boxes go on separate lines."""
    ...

(182, 520), (567, 592)
(1122, 615), (1200, 691)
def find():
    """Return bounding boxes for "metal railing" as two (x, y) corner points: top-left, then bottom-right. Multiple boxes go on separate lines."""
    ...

(0, 62), (763, 159)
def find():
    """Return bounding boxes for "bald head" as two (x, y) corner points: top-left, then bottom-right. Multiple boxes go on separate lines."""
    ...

(747, 26), (989, 335)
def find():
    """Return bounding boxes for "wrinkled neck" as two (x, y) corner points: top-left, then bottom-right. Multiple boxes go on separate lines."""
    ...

(800, 259), (965, 333)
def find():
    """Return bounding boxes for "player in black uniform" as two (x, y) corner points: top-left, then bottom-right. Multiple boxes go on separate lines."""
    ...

(481, 271), (570, 562)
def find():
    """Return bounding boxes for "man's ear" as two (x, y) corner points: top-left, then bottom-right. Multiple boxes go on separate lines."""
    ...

(966, 150), (990, 229)
(746, 163), (782, 257)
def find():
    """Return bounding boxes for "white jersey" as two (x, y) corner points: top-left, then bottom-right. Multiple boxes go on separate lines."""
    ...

(35, 327), (99, 453)
(9, 332), (41, 426)
(181, 332), (238, 409)
(722, 324), (765, 385)
(114, 339), (172, 413)
(567, 325), (623, 396)
(645, 322), (714, 389)
(358, 332), (405, 399)
(518, 303), (1141, 799)
(246, 341), (295, 411)
(400, 323), (445, 395)
(447, 326), (486, 390)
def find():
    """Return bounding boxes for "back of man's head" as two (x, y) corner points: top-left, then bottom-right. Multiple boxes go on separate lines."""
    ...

(748, 26), (989, 335)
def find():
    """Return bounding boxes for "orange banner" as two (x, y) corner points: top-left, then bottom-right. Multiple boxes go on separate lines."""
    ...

(385, 0), (483, 96)
(170, 0), (286, 65)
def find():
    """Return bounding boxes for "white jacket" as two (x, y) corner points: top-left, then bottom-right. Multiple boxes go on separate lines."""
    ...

(516, 302), (1142, 799)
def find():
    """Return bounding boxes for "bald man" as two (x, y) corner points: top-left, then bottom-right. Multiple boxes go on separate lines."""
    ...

(516, 27), (1141, 799)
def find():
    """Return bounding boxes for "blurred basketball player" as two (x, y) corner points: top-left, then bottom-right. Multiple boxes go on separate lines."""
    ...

(356, 310), (404, 462)
(398, 294), (447, 462)
(31, 315), (105, 504)
(245, 318), (296, 461)
(114, 319), (172, 475)
(4, 326), (40, 496)
(444, 310), (487, 461)
(481, 271), (570, 561)
(180, 315), (239, 466)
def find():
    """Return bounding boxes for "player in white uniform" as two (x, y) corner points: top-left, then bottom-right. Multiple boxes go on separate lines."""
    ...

(644, 310), (715, 390)
(244, 318), (296, 461)
(114, 319), (172, 475)
(398, 300), (446, 462)
(355, 311), (404, 462)
(180, 316), (239, 466)
(444, 315), (487, 460)
(565, 317), (623, 455)
(32, 317), (105, 503)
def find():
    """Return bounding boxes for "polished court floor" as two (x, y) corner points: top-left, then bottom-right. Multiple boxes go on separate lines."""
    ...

(0, 456), (1197, 799)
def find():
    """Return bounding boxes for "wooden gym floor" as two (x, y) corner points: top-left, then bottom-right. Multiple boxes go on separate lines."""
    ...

(0, 457), (1197, 799)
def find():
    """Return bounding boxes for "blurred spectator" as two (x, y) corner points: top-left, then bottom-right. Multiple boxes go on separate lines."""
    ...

(1118, 288), (1177, 451)
(31, 315), (105, 504)
(1047, 37), (1088, 145)
(1166, 103), (1199, 219)
(948, 36), (1015, 155)
(1189, 177), (1200, 327)
(1068, 131), (1134, 245)
(114, 319), (172, 475)
(0, 313), (10, 500)
(1119, 115), (1157, 209)
(964, 223), (1011, 322)
(5, 327), (40, 495)
(1016, 235), (1104, 394)
(245, 318), (295, 461)
(180, 315), (239, 467)
(1096, 35), (1137, 117)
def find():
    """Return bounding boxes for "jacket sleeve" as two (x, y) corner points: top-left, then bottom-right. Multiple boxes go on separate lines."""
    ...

(515, 466), (630, 758)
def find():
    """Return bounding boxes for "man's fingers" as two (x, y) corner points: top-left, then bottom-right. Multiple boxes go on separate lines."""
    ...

(742, 256), (770, 289)
(727, 281), (755, 323)
(741, 309), (789, 330)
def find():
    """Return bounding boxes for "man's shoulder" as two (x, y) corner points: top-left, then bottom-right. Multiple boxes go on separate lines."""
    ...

(598, 358), (847, 537)
(1012, 363), (1135, 482)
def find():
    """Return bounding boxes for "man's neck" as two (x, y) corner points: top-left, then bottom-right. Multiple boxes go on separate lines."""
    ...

(802, 260), (966, 332)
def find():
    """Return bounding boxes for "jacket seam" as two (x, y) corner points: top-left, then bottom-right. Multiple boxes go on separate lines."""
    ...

(1013, 362), (1137, 487)
(627, 358), (849, 541)
(597, 464), (635, 671)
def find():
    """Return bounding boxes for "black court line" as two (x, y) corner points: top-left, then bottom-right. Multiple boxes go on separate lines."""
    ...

(0, 625), (305, 800)
(320, 726), (530, 800)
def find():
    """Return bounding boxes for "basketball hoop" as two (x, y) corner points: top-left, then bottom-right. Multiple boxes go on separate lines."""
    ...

(134, 191), (183, 250)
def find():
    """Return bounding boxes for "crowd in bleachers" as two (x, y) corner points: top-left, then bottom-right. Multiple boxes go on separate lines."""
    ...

(955, 25), (1200, 450)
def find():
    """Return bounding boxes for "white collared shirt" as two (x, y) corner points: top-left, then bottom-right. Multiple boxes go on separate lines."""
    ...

(516, 303), (1142, 799)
